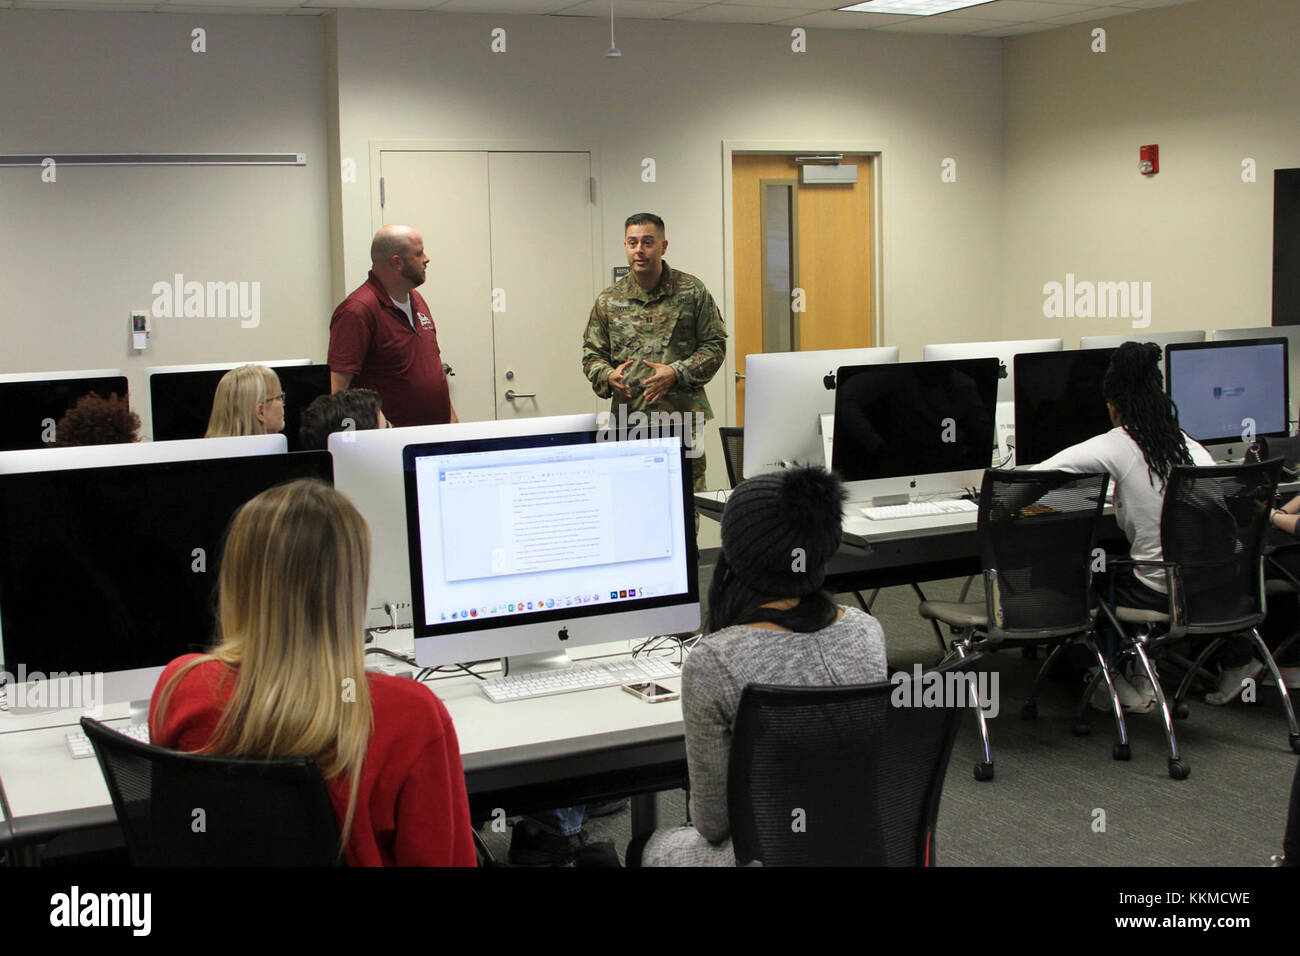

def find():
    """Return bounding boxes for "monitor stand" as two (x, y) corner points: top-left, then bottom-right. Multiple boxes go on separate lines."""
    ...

(129, 698), (149, 725)
(501, 650), (576, 677)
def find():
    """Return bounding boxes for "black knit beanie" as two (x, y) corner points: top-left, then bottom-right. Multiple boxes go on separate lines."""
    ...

(720, 466), (847, 597)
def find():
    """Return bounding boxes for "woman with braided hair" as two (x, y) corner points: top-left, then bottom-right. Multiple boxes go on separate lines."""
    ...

(1033, 342), (1215, 713)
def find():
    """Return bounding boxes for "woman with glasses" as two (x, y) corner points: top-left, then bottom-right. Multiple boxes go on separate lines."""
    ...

(205, 364), (286, 437)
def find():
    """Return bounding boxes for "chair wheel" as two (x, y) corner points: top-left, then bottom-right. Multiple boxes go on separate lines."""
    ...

(1290, 733), (1300, 755)
(1021, 646), (1038, 660)
(1168, 758), (1190, 780)
(1071, 719), (1092, 737)
(1112, 743), (1131, 761)
(1021, 701), (1038, 720)
(973, 761), (994, 782)
(1173, 702), (1189, 720)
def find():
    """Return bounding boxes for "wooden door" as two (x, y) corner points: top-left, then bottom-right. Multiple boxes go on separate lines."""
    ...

(731, 153), (874, 424)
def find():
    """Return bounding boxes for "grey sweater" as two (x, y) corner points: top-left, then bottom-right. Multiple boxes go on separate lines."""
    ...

(681, 606), (889, 844)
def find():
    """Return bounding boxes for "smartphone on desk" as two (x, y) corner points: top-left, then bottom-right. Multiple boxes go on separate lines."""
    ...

(622, 682), (679, 703)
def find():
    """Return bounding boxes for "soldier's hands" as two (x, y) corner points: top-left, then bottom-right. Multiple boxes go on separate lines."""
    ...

(642, 361), (678, 404)
(608, 360), (635, 399)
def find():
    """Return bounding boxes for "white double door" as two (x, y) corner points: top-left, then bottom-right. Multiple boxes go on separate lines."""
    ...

(379, 150), (603, 423)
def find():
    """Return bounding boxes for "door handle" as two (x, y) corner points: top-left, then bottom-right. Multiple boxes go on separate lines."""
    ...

(505, 389), (536, 401)
(735, 372), (746, 382)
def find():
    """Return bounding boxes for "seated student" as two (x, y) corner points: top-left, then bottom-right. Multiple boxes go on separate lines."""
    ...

(1031, 342), (1215, 713)
(54, 392), (140, 446)
(639, 466), (888, 867)
(204, 364), (285, 438)
(150, 480), (476, 867)
(298, 387), (390, 451)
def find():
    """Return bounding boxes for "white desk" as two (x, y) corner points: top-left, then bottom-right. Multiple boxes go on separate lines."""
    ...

(0, 641), (687, 853)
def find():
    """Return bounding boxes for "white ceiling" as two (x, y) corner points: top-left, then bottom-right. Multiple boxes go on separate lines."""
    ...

(0, 0), (1207, 37)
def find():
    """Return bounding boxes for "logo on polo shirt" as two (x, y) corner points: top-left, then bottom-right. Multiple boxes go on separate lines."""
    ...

(417, 312), (434, 330)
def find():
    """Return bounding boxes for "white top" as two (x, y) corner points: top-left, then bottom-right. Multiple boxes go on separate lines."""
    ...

(1035, 426), (1215, 593)
(391, 295), (415, 328)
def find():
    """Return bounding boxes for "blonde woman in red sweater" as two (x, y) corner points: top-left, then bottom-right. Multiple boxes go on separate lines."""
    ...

(150, 479), (475, 866)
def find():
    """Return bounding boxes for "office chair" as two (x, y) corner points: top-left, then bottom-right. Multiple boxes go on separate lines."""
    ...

(726, 654), (980, 866)
(1095, 459), (1300, 780)
(718, 426), (744, 488)
(918, 468), (1117, 781)
(81, 717), (344, 866)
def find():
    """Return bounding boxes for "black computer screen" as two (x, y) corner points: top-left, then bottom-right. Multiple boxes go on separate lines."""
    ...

(0, 376), (129, 452)
(149, 365), (331, 452)
(831, 358), (999, 481)
(0, 451), (333, 677)
(1166, 338), (1289, 444)
(1013, 348), (1117, 465)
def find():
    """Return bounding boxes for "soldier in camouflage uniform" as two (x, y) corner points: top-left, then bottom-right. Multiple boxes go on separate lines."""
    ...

(582, 213), (727, 494)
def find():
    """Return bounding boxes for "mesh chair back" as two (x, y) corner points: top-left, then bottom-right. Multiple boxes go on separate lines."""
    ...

(978, 469), (1109, 639)
(1160, 459), (1282, 631)
(718, 426), (744, 488)
(727, 655), (977, 866)
(82, 717), (343, 866)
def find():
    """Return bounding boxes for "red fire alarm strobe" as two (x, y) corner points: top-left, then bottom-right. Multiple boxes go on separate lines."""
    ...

(1140, 144), (1159, 176)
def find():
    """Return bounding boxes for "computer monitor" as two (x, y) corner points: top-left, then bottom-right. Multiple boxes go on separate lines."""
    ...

(922, 339), (1063, 405)
(1213, 325), (1300, 426)
(1166, 338), (1289, 460)
(1079, 330), (1206, 350)
(0, 369), (129, 452)
(0, 450), (333, 716)
(0, 433), (287, 476)
(403, 430), (699, 671)
(146, 359), (324, 450)
(743, 347), (899, 478)
(330, 414), (597, 630)
(1013, 348), (1117, 465)
(831, 358), (999, 504)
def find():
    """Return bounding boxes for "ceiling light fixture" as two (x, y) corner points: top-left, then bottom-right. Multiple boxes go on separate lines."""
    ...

(837, 0), (997, 15)
(606, 0), (622, 58)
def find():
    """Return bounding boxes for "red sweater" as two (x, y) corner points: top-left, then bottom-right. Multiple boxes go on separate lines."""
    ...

(150, 656), (476, 867)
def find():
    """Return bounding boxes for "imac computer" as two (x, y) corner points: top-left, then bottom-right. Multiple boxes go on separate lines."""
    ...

(0, 433), (286, 476)
(1013, 349), (1117, 465)
(922, 339), (1062, 405)
(330, 414), (597, 631)
(0, 369), (129, 452)
(1166, 338), (1289, 462)
(146, 359), (323, 449)
(0, 450), (333, 720)
(743, 347), (899, 478)
(1079, 330), (1206, 350)
(403, 430), (699, 671)
(1213, 326), (1300, 427)
(831, 358), (999, 505)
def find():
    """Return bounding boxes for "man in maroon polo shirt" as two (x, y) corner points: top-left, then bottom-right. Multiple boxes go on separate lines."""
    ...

(328, 224), (458, 427)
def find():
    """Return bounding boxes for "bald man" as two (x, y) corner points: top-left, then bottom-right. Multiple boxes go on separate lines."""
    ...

(328, 225), (458, 427)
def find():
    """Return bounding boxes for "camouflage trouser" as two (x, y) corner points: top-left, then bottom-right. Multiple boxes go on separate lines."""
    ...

(692, 448), (706, 536)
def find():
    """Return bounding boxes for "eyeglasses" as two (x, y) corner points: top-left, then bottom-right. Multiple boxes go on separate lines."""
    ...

(261, 393), (287, 405)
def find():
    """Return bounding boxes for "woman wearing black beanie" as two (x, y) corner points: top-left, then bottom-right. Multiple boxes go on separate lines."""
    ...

(639, 465), (888, 866)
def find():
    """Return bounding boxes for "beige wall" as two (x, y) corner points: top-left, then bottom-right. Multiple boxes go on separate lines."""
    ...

(0, 10), (332, 437)
(1000, 0), (1299, 347)
(329, 10), (1005, 504)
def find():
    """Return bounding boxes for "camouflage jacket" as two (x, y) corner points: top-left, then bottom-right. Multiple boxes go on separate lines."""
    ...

(581, 261), (727, 420)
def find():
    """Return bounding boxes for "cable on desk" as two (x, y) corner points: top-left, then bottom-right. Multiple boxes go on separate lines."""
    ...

(364, 647), (416, 666)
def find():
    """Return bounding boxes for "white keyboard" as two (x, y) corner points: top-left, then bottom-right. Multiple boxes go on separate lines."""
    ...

(480, 656), (681, 703)
(860, 499), (978, 520)
(66, 722), (150, 759)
